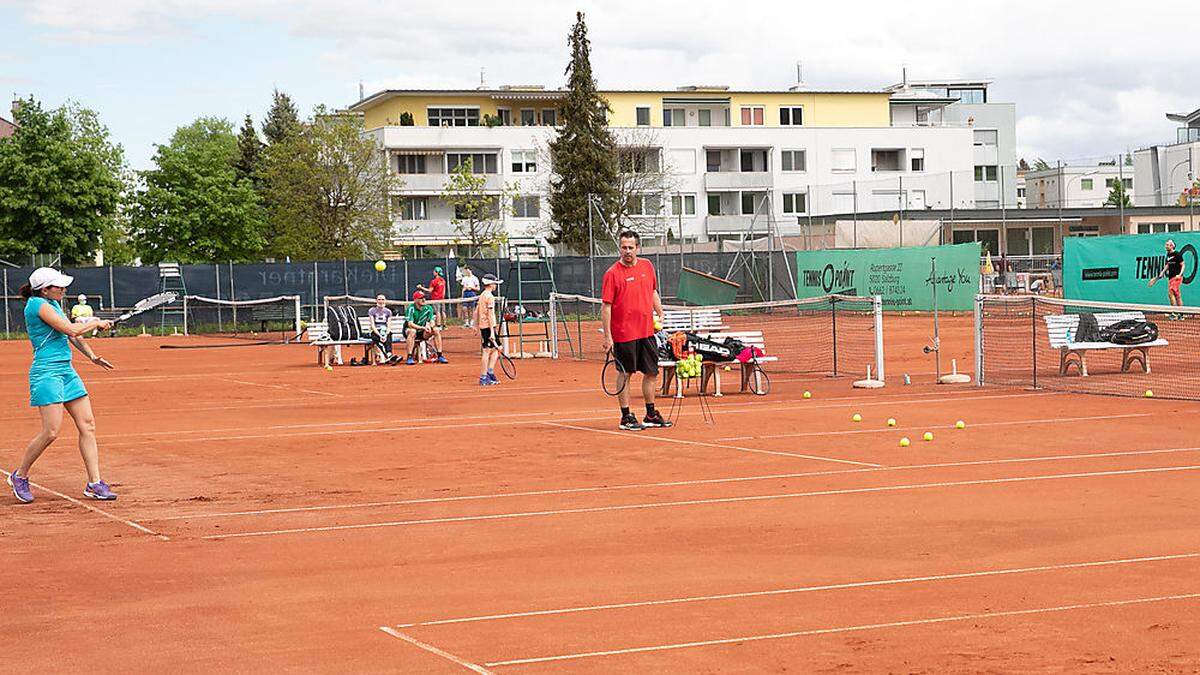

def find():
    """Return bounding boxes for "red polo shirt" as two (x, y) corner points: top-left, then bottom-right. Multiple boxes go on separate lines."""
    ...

(429, 275), (446, 300)
(601, 258), (657, 343)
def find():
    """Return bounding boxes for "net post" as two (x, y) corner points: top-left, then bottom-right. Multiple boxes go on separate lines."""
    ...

(1030, 295), (1038, 389)
(2, 268), (9, 340)
(549, 292), (559, 359)
(831, 296), (838, 377)
(183, 295), (190, 335)
(873, 294), (885, 383)
(973, 294), (984, 386)
(292, 296), (301, 339)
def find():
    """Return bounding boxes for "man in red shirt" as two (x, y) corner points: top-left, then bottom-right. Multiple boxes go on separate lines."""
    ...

(602, 230), (669, 431)
(418, 266), (448, 324)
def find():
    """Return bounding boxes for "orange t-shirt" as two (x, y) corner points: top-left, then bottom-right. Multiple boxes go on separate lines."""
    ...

(477, 290), (496, 329)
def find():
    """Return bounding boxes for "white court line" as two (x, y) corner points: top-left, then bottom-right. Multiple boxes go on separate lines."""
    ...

(397, 551), (1200, 628)
(1, 469), (169, 541)
(379, 627), (493, 674)
(144, 445), (1200, 522)
(219, 376), (341, 398)
(718, 412), (1154, 442)
(484, 593), (1200, 667)
(543, 422), (881, 467)
(200, 464), (1200, 540)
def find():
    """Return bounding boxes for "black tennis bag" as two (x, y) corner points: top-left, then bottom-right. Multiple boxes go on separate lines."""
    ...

(1100, 319), (1159, 345)
(328, 307), (345, 341)
(340, 305), (362, 340)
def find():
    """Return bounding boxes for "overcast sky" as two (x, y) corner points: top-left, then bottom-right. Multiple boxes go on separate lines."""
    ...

(3, 0), (1196, 170)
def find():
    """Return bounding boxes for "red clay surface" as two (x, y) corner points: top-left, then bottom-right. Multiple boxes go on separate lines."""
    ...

(1, 314), (1198, 673)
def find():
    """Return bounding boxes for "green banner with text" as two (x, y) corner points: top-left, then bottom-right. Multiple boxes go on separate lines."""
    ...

(1063, 232), (1199, 305)
(794, 243), (981, 311)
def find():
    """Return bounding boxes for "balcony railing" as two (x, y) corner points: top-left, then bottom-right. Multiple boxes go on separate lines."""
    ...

(703, 172), (773, 190)
(396, 174), (503, 192)
(705, 214), (762, 234)
(1179, 128), (1200, 144)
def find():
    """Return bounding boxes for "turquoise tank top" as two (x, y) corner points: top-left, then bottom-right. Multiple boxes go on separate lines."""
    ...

(25, 297), (72, 365)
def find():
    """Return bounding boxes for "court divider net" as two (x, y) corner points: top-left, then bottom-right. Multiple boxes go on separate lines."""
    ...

(183, 295), (302, 342)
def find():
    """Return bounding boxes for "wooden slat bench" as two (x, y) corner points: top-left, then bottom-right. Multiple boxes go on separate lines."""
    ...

(661, 308), (727, 333)
(659, 330), (778, 397)
(307, 316), (407, 366)
(1044, 311), (1168, 377)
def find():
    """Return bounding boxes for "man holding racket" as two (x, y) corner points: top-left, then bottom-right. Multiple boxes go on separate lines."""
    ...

(9, 268), (117, 503)
(1151, 239), (1185, 316)
(602, 230), (669, 431)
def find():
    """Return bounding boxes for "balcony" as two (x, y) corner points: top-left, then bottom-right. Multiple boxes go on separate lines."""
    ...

(396, 174), (503, 193)
(705, 215), (762, 234)
(704, 172), (773, 190)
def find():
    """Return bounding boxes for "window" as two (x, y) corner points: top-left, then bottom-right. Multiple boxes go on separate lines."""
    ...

(871, 149), (903, 172)
(663, 108), (685, 127)
(511, 150), (537, 173)
(1138, 222), (1184, 234)
(779, 106), (804, 126)
(707, 194), (721, 216)
(626, 194), (662, 216)
(972, 130), (998, 146)
(782, 192), (807, 214)
(781, 150), (806, 172)
(740, 106), (764, 126)
(512, 195), (540, 219)
(706, 150), (722, 173)
(427, 107), (480, 127)
(740, 149), (767, 172)
(741, 192), (760, 215)
(1080, 178), (1093, 190)
(831, 148), (856, 172)
(446, 153), (498, 174)
(1106, 177), (1133, 189)
(519, 109), (536, 126)
(636, 107), (650, 126)
(455, 198), (498, 221)
(910, 148), (925, 172)
(1017, 187), (1026, 198)
(396, 154), (427, 174)
(1032, 227), (1055, 255)
(698, 109), (712, 127)
(540, 109), (557, 126)
(395, 197), (427, 220)
(948, 88), (985, 104)
(496, 108), (512, 126)
(670, 194), (697, 216)
(619, 150), (657, 174)
(974, 165), (998, 182)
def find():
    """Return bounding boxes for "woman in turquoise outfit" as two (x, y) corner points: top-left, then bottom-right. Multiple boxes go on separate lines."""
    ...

(7, 268), (117, 503)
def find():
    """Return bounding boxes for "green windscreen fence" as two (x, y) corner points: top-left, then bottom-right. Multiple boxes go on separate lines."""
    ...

(794, 242), (981, 311)
(677, 266), (740, 306)
(1063, 232), (1199, 306)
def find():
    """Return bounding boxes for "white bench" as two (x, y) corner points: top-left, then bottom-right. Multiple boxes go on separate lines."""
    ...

(307, 316), (407, 366)
(659, 330), (778, 397)
(661, 308), (727, 333)
(1044, 311), (1168, 377)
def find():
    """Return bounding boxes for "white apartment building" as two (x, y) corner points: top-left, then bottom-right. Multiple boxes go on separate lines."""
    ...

(1024, 164), (1133, 209)
(1133, 106), (1199, 207)
(349, 81), (1011, 251)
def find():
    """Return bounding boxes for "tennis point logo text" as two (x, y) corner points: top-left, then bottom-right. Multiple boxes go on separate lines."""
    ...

(802, 263), (856, 293)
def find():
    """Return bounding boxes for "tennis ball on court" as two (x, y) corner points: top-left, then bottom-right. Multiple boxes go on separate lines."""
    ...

(324, 365), (333, 372)
(1144, 389), (1154, 398)
(803, 391), (812, 399)
(852, 413), (862, 422)
(374, 260), (386, 272)
(723, 365), (731, 372)
(899, 437), (911, 447)
(955, 420), (966, 429)
(923, 431), (934, 442)
(887, 418), (896, 427)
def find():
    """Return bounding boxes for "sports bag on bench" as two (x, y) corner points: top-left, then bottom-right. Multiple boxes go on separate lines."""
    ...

(1100, 319), (1159, 345)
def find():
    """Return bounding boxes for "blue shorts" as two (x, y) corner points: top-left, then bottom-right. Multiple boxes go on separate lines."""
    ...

(29, 361), (88, 407)
(463, 290), (478, 309)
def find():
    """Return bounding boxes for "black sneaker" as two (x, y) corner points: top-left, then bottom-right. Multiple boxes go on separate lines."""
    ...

(643, 410), (673, 428)
(619, 414), (644, 431)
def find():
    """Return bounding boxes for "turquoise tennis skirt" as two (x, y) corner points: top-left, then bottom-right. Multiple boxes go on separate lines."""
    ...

(29, 361), (88, 407)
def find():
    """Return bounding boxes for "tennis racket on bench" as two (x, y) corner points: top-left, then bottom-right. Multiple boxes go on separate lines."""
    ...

(601, 348), (629, 396)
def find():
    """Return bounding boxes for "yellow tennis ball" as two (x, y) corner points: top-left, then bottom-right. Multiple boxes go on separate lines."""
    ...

(723, 365), (731, 372)
(374, 260), (386, 272)
(1144, 390), (1154, 398)
(923, 431), (934, 442)
(955, 420), (966, 429)
(324, 365), (333, 372)
(887, 418), (896, 427)
(852, 413), (862, 422)
(654, 318), (662, 331)
(899, 437), (911, 447)
(803, 391), (812, 399)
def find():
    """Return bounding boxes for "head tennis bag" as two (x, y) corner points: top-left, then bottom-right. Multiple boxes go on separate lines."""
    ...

(328, 307), (345, 341)
(683, 332), (736, 361)
(1102, 319), (1159, 345)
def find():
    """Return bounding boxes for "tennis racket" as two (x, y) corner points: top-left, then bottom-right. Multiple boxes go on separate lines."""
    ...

(601, 348), (629, 396)
(745, 362), (771, 396)
(114, 292), (178, 325)
(490, 335), (517, 380)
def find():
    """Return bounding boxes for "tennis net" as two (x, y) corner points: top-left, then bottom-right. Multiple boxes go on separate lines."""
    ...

(550, 292), (885, 381)
(183, 295), (302, 342)
(975, 295), (1200, 399)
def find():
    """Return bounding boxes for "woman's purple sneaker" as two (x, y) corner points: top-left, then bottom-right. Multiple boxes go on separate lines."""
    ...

(8, 471), (33, 503)
(84, 480), (117, 501)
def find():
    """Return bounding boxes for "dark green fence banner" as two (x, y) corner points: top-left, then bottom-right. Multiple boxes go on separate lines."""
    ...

(1064, 232), (1200, 305)
(794, 242), (981, 310)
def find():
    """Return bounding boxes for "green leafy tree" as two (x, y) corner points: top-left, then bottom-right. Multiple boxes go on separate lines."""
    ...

(547, 11), (619, 254)
(130, 117), (266, 263)
(1105, 179), (1132, 207)
(262, 108), (399, 260)
(262, 89), (301, 145)
(235, 114), (264, 186)
(440, 158), (512, 256)
(0, 97), (125, 264)
(1033, 158), (1051, 171)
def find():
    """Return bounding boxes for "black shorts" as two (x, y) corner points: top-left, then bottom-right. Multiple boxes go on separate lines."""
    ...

(410, 328), (429, 342)
(480, 327), (497, 350)
(613, 337), (659, 376)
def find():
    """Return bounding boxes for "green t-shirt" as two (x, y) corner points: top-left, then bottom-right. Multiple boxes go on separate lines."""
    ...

(406, 303), (435, 328)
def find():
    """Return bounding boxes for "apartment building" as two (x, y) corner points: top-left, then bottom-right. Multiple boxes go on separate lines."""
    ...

(1133, 106), (1199, 207)
(350, 82), (999, 251)
(1024, 164), (1132, 208)
(0, 115), (15, 139)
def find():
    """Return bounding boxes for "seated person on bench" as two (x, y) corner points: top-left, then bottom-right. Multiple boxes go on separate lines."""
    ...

(367, 294), (398, 364)
(404, 291), (448, 365)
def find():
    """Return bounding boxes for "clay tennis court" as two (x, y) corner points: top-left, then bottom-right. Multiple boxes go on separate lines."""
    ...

(2, 315), (1198, 672)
